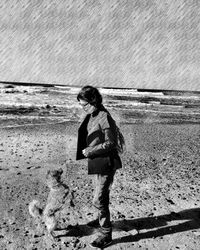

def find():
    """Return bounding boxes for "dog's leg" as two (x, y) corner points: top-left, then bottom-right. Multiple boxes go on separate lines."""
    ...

(49, 230), (57, 240)
(43, 212), (59, 241)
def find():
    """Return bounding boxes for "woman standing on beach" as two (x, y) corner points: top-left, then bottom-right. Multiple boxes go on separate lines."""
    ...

(76, 85), (125, 249)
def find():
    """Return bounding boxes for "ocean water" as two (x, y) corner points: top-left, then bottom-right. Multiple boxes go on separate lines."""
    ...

(0, 84), (200, 127)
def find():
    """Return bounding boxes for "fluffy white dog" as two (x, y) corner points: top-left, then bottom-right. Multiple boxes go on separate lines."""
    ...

(29, 168), (72, 239)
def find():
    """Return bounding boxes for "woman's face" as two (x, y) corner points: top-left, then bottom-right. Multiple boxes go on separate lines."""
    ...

(79, 99), (96, 114)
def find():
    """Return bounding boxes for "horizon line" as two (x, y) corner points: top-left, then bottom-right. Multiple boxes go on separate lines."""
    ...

(0, 80), (200, 94)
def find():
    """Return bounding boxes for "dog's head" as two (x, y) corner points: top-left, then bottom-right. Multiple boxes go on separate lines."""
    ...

(46, 168), (63, 186)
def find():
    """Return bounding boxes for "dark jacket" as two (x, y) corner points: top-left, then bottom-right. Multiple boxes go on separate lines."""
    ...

(76, 108), (122, 175)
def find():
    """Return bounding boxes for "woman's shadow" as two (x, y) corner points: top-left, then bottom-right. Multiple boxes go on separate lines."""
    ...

(111, 207), (200, 246)
(55, 207), (200, 246)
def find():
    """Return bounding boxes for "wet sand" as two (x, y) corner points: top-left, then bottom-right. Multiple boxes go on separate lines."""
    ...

(0, 121), (200, 249)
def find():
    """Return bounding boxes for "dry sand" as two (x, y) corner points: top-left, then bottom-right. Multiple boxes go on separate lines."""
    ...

(0, 121), (200, 250)
(0, 84), (200, 249)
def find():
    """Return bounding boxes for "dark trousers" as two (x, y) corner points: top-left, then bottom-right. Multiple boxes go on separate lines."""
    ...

(92, 169), (116, 236)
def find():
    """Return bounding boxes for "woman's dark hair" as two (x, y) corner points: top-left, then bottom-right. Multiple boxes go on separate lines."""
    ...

(107, 114), (125, 154)
(77, 85), (102, 108)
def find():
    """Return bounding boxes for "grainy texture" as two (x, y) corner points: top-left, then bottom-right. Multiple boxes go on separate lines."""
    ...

(0, 85), (200, 249)
(0, 1), (200, 90)
(0, 122), (200, 249)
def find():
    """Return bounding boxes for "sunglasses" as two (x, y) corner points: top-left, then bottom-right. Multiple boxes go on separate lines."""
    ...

(79, 101), (90, 108)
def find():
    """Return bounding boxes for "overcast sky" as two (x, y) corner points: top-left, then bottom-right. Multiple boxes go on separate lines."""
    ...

(0, 1), (199, 91)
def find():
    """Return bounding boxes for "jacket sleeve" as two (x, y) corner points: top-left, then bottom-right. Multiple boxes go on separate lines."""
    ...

(85, 128), (116, 157)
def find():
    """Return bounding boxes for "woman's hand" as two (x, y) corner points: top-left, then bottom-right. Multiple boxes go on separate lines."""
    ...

(82, 148), (91, 158)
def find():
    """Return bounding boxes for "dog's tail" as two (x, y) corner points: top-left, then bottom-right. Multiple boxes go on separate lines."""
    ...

(29, 200), (43, 218)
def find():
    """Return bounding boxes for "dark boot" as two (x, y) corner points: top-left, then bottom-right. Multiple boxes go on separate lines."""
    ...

(89, 232), (112, 249)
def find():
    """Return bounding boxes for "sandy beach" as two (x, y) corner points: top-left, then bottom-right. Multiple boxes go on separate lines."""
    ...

(0, 84), (200, 249)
